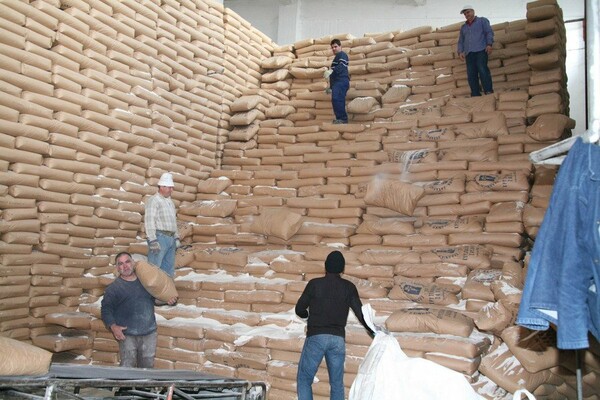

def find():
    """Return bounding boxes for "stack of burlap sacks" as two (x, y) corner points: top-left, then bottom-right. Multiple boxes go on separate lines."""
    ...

(476, 3), (599, 399)
(0, 0), (271, 356)
(128, 0), (595, 398)
(1, 0), (598, 399)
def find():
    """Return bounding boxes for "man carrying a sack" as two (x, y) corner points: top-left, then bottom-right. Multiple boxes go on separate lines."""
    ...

(101, 252), (177, 368)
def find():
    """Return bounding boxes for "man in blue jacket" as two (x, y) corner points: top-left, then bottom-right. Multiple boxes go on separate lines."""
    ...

(295, 251), (373, 400)
(457, 5), (494, 97)
(101, 252), (177, 368)
(324, 39), (350, 124)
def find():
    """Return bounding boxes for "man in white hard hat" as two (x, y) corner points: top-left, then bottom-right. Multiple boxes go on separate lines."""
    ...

(144, 172), (179, 279)
(457, 5), (494, 97)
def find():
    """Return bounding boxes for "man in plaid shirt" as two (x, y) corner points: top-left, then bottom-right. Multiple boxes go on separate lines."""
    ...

(144, 172), (179, 279)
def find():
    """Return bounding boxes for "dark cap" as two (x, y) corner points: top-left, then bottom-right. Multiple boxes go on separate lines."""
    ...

(325, 250), (345, 273)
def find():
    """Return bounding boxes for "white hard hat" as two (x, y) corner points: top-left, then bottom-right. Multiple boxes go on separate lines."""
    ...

(460, 5), (474, 14)
(157, 172), (175, 187)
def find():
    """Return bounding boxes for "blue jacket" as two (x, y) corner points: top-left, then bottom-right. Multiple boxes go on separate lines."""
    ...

(517, 138), (600, 349)
(457, 16), (494, 55)
(330, 51), (349, 85)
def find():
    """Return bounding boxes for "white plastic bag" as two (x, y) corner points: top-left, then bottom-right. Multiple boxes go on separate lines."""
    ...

(349, 304), (483, 400)
(513, 389), (536, 400)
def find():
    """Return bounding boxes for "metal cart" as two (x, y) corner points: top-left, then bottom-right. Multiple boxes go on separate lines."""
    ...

(0, 364), (267, 400)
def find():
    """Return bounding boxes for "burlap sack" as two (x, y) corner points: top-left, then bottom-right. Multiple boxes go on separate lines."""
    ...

(177, 221), (194, 241)
(409, 128), (456, 142)
(491, 280), (522, 305)
(262, 68), (290, 82)
(439, 142), (498, 162)
(455, 114), (509, 138)
(0, 336), (52, 375)
(355, 217), (415, 235)
(501, 325), (560, 373)
(347, 97), (380, 114)
(197, 177), (233, 194)
(230, 95), (269, 113)
(419, 217), (483, 235)
(502, 261), (525, 288)
(32, 334), (92, 353)
(179, 200), (237, 218)
(445, 95), (496, 114)
(523, 204), (546, 227)
(261, 55), (293, 69)
(486, 201), (525, 223)
(526, 4), (562, 21)
(382, 85), (411, 104)
(364, 177), (425, 216)
(466, 172), (530, 192)
(394, 263), (468, 278)
(462, 269), (503, 302)
(265, 105), (295, 119)
(289, 67), (326, 79)
(479, 342), (552, 393)
(421, 245), (492, 269)
(358, 249), (420, 265)
(385, 307), (474, 337)
(421, 176), (465, 194)
(249, 207), (303, 240)
(526, 113), (576, 141)
(392, 105), (442, 121)
(175, 246), (196, 268)
(474, 299), (517, 335)
(389, 280), (459, 305)
(344, 275), (389, 298)
(229, 123), (260, 141)
(44, 312), (91, 329)
(135, 260), (178, 302)
(195, 247), (251, 267)
(388, 148), (437, 165)
(229, 109), (265, 126)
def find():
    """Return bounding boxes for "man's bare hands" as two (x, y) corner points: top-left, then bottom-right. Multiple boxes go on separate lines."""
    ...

(110, 324), (127, 341)
(167, 296), (178, 306)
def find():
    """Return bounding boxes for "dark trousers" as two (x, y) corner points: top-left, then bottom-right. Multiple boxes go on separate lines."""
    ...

(331, 80), (349, 121)
(466, 50), (493, 96)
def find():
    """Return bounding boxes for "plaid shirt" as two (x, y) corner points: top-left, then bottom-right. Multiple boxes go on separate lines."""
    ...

(144, 193), (178, 241)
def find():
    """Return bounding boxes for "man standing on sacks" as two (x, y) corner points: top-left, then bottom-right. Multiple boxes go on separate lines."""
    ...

(144, 172), (179, 278)
(457, 5), (494, 97)
(324, 39), (350, 124)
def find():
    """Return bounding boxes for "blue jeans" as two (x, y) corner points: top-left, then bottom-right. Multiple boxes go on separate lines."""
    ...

(331, 81), (349, 121)
(147, 232), (176, 277)
(465, 50), (493, 96)
(297, 334), (345, 400)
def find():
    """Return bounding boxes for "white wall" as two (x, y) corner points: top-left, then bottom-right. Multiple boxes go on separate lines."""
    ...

(225, 0), (583, 45)
(224, 0), (587, 133)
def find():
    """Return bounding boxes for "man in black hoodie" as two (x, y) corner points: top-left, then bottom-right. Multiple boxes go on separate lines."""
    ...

(295, 250), (374, 400)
